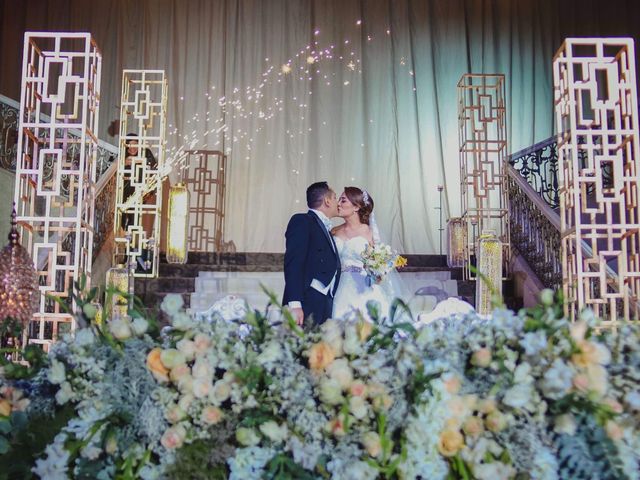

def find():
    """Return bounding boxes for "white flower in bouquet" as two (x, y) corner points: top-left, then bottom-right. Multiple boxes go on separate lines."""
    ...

(192, 377), (212, 398)
(257, 341), (283, 365)
(161, 293), (184, 315)
(326, 358), (353, 390)
(343, 324), (363, 356)
(193, 332), (212, 354)
(228, 446), (276, 480)
(321, 319), (344, 357)
(541, 359), (574, 399)
(160, 349), (186, 369)
(48, 359), (66, 385)
(521, 330), (548, 357)
(236, 427), (261, 446)
(361, 431), (382, 458)
(259, 420), (289, 443)
(349, 395), (369, 420)
(473, 461), (517, 480)
(171, 311), (194, 331)
(361, 242), (407, 284)
(191, 358), (212, 379)
(131, 317), (149, 336)
(553, 413), (577, 435)
(109, 317), (132, 340)
(55, 381), (74, 405)
(164, 404), (187, 424)
(319, 377), (344, 405)
(174, 338), (195, 361)
(211, 379), (231, 404)
(32, 433), (71, 480)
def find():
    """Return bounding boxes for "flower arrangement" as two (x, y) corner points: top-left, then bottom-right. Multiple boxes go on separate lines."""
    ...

(361, 243), (407, 285)
(1, 287), (639, 480)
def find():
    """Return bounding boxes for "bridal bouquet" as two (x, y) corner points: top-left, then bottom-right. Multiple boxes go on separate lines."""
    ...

(361, 242), (407, 285)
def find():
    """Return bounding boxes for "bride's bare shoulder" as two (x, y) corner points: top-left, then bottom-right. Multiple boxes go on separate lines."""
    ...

(331, 225), (344, 236)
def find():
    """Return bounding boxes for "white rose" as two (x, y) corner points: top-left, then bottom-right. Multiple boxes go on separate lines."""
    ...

(236, 427), (260, 446)
(211, 380), (231, 404)
(192, 359), (212, 379)
(109, 317), (132, 340)
(55, 381), (74, 405)
(553, 414), (577, 435)
(178, 394), (194, 412)
(161, 293), (184, 315)
(160, 349), (186, 369)
(319, 378), (344, 405)
(192, 377), (212, 398)
(343, 325), (362, 355)
(48, 359), (66, 385)
(349, 395), (369, 420)
(176, 339), (197, 362)
(503, 383), (534, 409)
(131, 318), (149, 336)
(259, 421), (288, 443)
(326, 358), (353, 390)
(362, 431), (382, 458)
(172, 312), (194, 331)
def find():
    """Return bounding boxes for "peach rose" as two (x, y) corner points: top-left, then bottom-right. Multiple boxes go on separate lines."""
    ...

(147, 348), (169, 383)
(573, 373), (590, 393)
(485, 411), (507, 433)
(605, 420), (624, 441)
(471, 348), (492, 368)
(170, 363), (191, 383)
(442, 373), (462, 394)
(350, 380), (367, 397)
(308, 342), (336, 370)
(437, 429), (464, 457)
(192, 377), (212, 398)
(161, 424), (187, 449)
(603, 397), (623, 414)
(462, 416), (484, 437)
(193, 333), (212, 354)
(362, 431), (382, 458)
(478, 397), (497, 414)
(326, 416), (347, 437)
(201, 406), (223, 425)
(165, 404), (187, 424)
(585, 364), (608, 397)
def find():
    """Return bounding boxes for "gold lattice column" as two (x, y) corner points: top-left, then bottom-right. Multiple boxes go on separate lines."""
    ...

(182, 150), (227, 252)
(554, 38), (640, 325)
(458, 74), (510, 282)
(13, 32), (102, 349)
(113, 70), (168, 278)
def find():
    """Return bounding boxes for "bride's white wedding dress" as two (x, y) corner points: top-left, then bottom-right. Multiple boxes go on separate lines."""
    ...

(332, 236), (391, 319)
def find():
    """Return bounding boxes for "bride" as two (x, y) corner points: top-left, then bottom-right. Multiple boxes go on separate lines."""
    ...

(331, 187), (393, 319)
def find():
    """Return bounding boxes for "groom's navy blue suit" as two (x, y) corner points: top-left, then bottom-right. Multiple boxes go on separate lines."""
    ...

(283, 211), (341, 325)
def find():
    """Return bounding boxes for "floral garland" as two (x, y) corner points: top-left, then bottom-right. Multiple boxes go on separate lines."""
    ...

(1, 289), (639, 480)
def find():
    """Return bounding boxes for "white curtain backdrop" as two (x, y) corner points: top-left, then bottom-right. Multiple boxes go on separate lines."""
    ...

(1, 0), (639, 252)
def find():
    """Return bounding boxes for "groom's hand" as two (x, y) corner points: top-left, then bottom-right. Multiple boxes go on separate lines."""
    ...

(291, 307), (304, 326)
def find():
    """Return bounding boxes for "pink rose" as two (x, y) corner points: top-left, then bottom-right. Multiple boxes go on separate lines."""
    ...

(161, 425), (187, 449)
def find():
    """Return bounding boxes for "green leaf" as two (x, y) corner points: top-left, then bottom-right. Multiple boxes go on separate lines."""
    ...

(0, 418), (10, 434)
(0, 436), (9, 455)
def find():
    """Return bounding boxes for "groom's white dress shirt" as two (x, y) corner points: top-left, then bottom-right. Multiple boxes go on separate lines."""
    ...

(288, 209), (337, 310)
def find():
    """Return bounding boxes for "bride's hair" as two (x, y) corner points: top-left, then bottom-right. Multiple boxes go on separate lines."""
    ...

(344, 186), (374, 225)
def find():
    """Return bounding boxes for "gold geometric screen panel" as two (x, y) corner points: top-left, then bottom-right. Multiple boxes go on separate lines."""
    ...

(457, 74), (510, 280)
(554, 38), (640, 325)
(13, 32), (102, 349)
(113, 70), (168, 278)
(183, 150), (227, 252)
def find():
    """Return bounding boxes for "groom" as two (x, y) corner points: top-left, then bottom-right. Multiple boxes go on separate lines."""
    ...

(283, 181), (341, 327)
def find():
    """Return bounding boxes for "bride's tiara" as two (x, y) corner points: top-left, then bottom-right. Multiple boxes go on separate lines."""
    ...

(362, 189), (370, 206)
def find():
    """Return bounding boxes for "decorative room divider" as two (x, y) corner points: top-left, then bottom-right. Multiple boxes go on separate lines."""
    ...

(113, 70), (168, 278)
(13, 32), (102, 349)
(554, 38), (640, 325)
(457, 74), (510, 312)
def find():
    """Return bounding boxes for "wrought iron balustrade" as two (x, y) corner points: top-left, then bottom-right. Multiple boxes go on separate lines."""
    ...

(506, 163), (562, 289)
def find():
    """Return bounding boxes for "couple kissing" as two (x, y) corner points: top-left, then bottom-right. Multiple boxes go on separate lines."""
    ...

(283, 181), (390, 327)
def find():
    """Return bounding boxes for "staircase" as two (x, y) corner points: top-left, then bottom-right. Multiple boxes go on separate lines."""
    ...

(134, 253), (483, 317)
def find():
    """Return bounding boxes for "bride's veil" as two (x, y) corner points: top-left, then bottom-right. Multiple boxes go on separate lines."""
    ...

(369, 211), (414, 322)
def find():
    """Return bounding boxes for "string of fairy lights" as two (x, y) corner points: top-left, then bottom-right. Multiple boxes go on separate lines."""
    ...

(128, 18), (419, 208)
